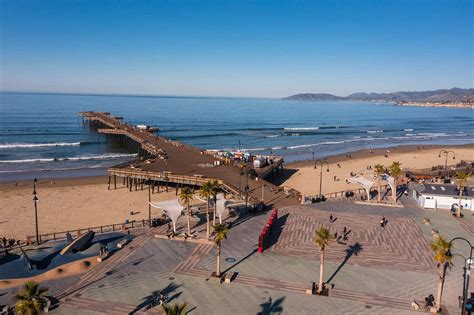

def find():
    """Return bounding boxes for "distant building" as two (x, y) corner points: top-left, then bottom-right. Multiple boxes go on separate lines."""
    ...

(412, 184), (473, 211)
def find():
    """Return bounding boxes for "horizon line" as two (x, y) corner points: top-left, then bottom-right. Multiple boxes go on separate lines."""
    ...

(0, 90), (278, 100)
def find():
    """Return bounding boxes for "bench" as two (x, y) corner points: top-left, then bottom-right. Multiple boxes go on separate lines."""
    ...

(97, 252), (111, 262)
(117, 238), (131, 249)
(224, 272), (238, 283)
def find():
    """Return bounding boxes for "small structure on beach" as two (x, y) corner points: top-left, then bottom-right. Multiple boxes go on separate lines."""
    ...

(412, 183), (474, 211)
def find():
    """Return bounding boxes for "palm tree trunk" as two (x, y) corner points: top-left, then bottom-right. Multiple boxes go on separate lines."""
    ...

(206, 199), (210, 239)
(213, 196), (217, 225)
(392, 179), (397, 204)
(216, 243), (221, 277)
(186, 204), (191, 235)
(318, 251), (324, 294)
(377, 179), (381, 202)
(435, 268), (443, 311)
(457, 188), (463, 217)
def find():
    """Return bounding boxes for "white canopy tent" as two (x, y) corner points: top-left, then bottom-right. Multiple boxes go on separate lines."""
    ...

(149, 199), (184, 233)
(197, 193), (230, 224)
(213, 194), (231, 224)
(386, 176), (396, 195)
(347, 176), (374, 201)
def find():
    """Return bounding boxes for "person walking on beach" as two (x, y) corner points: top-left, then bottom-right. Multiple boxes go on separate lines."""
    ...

(380, 217), (386, 227)
(329, 214), (333, 222)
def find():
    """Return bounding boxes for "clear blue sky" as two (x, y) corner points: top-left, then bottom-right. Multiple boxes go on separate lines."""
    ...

(0, 0), (472, 98)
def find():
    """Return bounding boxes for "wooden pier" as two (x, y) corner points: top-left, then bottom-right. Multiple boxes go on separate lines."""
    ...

(80, 112), (299, 207)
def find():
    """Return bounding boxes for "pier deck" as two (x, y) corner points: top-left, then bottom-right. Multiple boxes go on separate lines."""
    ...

(80, 112), (298, 207)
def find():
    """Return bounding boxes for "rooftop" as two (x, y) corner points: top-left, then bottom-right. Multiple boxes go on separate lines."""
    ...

(413, 183), (472, 197)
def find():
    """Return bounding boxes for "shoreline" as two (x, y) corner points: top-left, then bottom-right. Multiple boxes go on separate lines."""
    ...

(1, 143), (473, 190)
(285, 143), (474, 168)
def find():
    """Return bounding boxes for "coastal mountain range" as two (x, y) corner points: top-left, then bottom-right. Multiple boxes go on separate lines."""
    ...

(283, 88), (474, 103)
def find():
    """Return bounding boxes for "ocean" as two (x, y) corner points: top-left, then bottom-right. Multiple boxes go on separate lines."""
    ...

(0, 92), (473, 181)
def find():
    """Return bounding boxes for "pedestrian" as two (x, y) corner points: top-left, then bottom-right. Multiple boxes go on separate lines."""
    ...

(334, 232), (338, 239)
(380, 217), (386, 227)
(343, 226), (347, 234)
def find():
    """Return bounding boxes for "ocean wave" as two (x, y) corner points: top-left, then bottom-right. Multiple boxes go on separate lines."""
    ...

(403, 128), (414, 132)
(284, 127), (320, 131)
(366, 130), (384, 134)
(283, 125), (342, 131)
(266, 134), (281, 138)
(0, 142), (82, 149)
(0, 153), (138, 163)
(0, 165), (105, 173)
(177, 132), (239, 140)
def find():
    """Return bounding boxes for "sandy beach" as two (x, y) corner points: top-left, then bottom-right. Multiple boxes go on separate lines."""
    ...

(1, 144), (473, 240)
(280, 144), (474, 196)
(0, 177), (177, 240)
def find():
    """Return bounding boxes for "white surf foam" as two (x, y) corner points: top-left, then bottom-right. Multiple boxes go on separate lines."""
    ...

(0, 142), (81, 149)
(0, 153), (138, 163)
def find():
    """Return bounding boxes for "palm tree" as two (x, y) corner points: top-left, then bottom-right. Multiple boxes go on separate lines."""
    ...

(454, 171), (470, 218)
(199, 182), (212, 239)
(163, 302), (188, 315)
(212, 223), (229, 278)
(389, 161), (402, 204)
(314, 227), (334, 294)
(374, 164), (385, 202)
(15, 281), (49, 315)
(430, 235), (453, 312)
(178, 187), (194, 235)
(209, 180), (219, 225)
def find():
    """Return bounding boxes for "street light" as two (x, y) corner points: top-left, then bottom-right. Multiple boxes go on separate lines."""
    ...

(148, 180), (152, 227)
(446, 237), (473, 314)
(245, 169), (250, 212)
(314, 159), (330, 198)
(32, 178), (40, 244)
(438, 150), (456, 177)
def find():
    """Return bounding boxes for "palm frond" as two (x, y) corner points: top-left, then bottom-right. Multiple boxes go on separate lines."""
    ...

(314, 227), (334, 251)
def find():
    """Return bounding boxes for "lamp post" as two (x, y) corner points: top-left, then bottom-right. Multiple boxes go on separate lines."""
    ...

(32, 178), (40, 244)
(314, 159), (330, 197)
(446, 237), (473, 314)
(148, 181), (152, 227)
(239, 164), (245, 196)
(438, 150), (456, 177)
(245, 169), (250, 212)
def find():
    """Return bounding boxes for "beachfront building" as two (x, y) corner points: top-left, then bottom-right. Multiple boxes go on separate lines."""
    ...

(412, 183), (474, 211)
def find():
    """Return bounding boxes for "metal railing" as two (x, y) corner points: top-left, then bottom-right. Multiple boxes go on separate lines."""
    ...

(25, 219), (158, 244)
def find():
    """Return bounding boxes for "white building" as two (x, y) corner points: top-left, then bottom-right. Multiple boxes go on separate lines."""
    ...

(412, 184), (473, 211)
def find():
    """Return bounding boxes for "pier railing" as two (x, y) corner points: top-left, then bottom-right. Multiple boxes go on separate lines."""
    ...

(108, 167), (212, 186)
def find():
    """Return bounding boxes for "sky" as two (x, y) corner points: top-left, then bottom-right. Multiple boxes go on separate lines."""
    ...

(0, 0), (472, 98)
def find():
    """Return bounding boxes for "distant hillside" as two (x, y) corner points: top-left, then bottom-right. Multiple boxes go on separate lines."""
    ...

(284, 88), (474, 103)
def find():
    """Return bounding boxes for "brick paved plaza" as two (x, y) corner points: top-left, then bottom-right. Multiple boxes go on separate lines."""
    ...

(1, 195), (472, 314)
